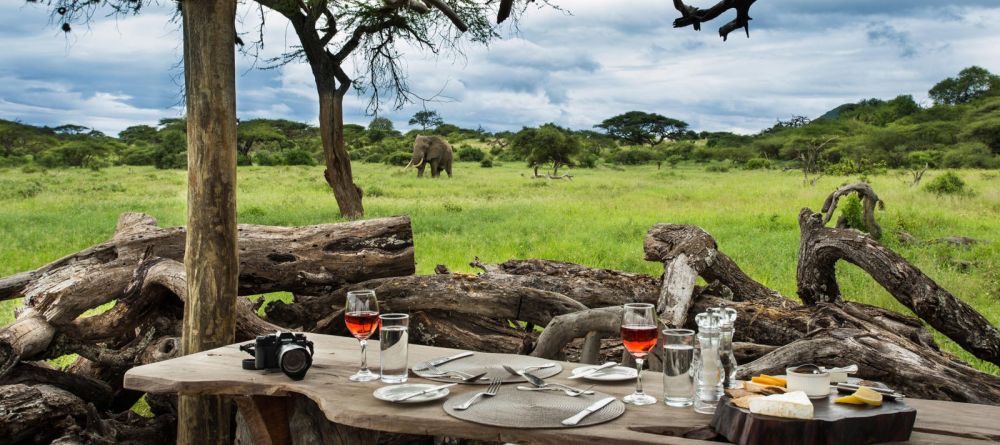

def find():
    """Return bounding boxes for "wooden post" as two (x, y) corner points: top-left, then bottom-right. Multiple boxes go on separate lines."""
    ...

(178, 0), (238, 444)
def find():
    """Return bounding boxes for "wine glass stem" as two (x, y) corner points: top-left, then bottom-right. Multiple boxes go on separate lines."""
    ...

(359, 339), (369, 372)
(634, 358), (645, 395)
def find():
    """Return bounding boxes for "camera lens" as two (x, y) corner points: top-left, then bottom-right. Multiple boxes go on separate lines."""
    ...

(278, 344), (312, 380)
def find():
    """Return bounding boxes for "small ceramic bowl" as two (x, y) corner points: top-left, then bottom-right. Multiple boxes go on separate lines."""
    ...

(786, 365), (831, 399)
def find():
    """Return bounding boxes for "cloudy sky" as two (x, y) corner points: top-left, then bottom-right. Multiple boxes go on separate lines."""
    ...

(1, 1), (999, 135)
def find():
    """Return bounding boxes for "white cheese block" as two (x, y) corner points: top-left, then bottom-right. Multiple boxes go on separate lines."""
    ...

(748, 390), (814, 420)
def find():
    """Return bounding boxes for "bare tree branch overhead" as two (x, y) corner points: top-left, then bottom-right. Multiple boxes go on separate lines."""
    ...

(673, 0), (757, 41)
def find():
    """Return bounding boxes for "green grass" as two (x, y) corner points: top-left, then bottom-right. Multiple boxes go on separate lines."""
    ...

(1, 164), (998, 374)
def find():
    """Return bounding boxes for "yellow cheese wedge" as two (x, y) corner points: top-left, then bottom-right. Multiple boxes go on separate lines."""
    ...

(835, 386), (883, 407)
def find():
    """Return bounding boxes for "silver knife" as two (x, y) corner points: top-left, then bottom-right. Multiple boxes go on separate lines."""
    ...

(413, 352), (474, 371)
(391, 383), (457, 402)
(561, 397), (616, 426)
(569, 362), (617, 380)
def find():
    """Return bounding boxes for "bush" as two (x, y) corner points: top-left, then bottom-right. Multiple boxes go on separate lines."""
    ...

(705, 162), (731, 173)
(253, 151), (283, 166)
(384, 151), (411, 166)
(120, 145), (156, 166)
(924, 171), (970, 196)
(457, 146), (486, 162)
(608, 149), (655, 165)
(577, 153), (598, 168)
(83, 156), (111, 171)
(363, 153), (385, 164)
(283, 149), (317, 166)
(480, 158), (493, 168)
(236, 153), (253, 166)
(744, 158), (772, 170)
(941, 142), (999, 168)
(839, 195), (865, 232)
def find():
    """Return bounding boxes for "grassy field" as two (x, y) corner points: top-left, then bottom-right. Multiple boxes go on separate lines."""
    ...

(1, 163), (998, 373)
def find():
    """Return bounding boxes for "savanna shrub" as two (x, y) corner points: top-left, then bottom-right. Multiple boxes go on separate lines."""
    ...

(384, 151), (411, 166)
(839, 194), (865, 232)
(744, 158), (772, 170)
(941, 142), (999, 168)
(577, 153), (598, 168)
(458, 146), (486, 162)
(825, 158), (887, 176)
(283, 149), (317, 166)
(363, 153), (385, 164)
(480, 158), (493, 168)
(84, 156), (111, 171)
(254, 151), (283, 166)
(924, 171), (970, 196)
(120, 145), (156, 166)
(237, 153), (253, 166)
(608, 149), (655, 165)
(705, 162), (731, 173)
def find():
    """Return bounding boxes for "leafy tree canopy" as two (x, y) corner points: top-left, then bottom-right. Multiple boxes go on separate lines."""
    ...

(511, 123), (581, 173)
(409, 110), (444, 130)
(595, 111), (689, 146)
(929, 66), (1000, 105)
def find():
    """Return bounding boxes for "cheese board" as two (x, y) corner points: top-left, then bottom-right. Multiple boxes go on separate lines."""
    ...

(710, 389), (916, 445)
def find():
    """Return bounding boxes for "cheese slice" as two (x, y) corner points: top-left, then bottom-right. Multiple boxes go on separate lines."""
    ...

(748, 390), (814, 420)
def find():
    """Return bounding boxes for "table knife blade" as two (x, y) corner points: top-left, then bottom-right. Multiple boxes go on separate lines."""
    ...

(561, 397), (616, 426)
(568, 362), (617, 379)
(413, 352), (473, 371)
(393, 383), (457, 402)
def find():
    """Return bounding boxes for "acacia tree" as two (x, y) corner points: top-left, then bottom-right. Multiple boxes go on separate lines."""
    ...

(511, 123), (580, 176)
(409, 109), (444, 130)
(596, 111), (689, 146)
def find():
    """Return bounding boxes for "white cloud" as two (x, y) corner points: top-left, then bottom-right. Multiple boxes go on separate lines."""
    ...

(1, 1), (1000, 135)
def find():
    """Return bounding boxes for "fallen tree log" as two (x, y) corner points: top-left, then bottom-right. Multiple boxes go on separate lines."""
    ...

(797, 208), (1000, 366)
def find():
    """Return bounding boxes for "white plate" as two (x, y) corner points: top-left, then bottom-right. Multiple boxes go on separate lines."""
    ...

(570, 365), (637, 381)
(374, 384), (451, 404)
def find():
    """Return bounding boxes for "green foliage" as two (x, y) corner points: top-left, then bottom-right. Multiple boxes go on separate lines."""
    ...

(924, 171), (971, 196)
(254, 151), (283, 166)
(839, 194), (865, 231)
(705, 161), (731, 173)
(457, 145), (486, 162)
(595, 111), (689, 146)
(511, 123), (581, 173)
(408, 110), (444, 130)
(384, 151), (411, 166)
(577, 153), (598, 168)
(825, 158), (887, 176)
(120, 144), (156, 166)
(39, 139), (114, 168)
(608, 148), (655, 165)
(960, 117), (1000, 154)
(479, 158), (493, 168)
(929, 66), (1000, 105)
(941, 142), (999, 169)
(744, 158), (772, 170)
(283, 149), (317, 166)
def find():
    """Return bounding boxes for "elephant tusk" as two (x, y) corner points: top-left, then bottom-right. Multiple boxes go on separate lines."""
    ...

(414, 155), (425, 168)
(403, 160), (414, 169)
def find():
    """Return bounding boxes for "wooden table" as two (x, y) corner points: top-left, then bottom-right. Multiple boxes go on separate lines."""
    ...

(124, 334), (1000, 445)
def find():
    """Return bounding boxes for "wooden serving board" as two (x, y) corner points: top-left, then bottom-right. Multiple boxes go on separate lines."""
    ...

(710, 393), (916, 445)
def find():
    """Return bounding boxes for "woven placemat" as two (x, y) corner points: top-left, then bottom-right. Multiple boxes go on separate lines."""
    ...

(412, 353), (561, 384)
(443, 389), (625, 428)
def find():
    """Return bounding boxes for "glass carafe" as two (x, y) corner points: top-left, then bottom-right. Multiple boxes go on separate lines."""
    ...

(719, 307), (738, 389)
(693, 308), (723, 414)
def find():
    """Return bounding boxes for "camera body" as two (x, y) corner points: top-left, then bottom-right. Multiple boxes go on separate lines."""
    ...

(241, 331), (314, 380)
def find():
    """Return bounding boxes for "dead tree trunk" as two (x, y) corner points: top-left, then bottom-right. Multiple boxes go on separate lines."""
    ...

(821, 182), (884, 240)
(797, 208), (1000, 366)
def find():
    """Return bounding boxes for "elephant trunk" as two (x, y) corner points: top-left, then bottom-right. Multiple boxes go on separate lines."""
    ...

(414, 155), (425, 168)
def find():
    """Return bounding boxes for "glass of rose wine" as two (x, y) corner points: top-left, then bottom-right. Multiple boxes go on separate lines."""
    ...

(621, 303), (658, 405)
(345, 290), (380, 382)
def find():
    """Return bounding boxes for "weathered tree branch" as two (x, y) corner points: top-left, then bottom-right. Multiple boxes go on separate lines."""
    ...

(672, 0), (757, 41)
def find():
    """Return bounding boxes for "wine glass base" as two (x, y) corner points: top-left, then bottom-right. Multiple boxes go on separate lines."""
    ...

(349, 369), (379, 382)
(623, 392), (657, 406)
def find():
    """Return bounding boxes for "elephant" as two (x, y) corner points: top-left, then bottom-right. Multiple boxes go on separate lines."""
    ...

(405, 135), (453, 178)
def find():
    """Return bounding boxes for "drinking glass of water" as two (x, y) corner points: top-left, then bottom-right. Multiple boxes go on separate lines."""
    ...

(662, 328), (695, 407)
(378, 313), (409, 384)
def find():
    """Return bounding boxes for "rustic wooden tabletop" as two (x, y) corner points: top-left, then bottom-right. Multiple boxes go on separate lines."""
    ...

(124, 333), (1000, 445)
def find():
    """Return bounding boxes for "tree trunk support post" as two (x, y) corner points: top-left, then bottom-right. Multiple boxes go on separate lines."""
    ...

(179, 0), (239, 443)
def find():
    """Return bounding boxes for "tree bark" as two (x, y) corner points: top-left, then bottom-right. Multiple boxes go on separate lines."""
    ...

(179, 0), (239, 442)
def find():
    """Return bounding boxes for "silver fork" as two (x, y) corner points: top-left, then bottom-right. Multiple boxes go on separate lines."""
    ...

(454, 377), (502, 410)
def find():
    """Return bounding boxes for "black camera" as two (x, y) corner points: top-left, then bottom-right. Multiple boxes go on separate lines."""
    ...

(240, 331), (315, 380)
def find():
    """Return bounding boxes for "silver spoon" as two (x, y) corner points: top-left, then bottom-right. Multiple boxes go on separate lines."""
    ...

(503, 365), (592, 393)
